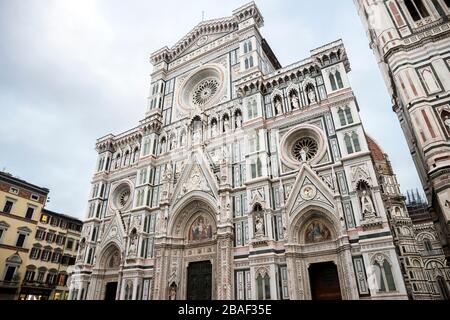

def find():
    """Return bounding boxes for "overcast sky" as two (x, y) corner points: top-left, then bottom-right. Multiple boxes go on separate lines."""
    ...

(0, 0), (423, 220)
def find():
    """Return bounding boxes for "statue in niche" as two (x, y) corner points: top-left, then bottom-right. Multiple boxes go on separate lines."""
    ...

(235, 112), (242, 128)
(274, 98), (282, 115)
(440, 110), (450, 135)
(291, 94), (300, 109)
(128, 234), (137, 256)
(223, 117), (230, 132)
(360, 190), (376, 217)
(254, 214), (265, 237)
(307, 86), (316, 104)
(305, 220), (331, 243)
(300, 149), (307, 163)
(168, 283), (177, 300)
(211, 121), (218, 137)
(192, 119), (202, 144)
(169, 135), (176, 150)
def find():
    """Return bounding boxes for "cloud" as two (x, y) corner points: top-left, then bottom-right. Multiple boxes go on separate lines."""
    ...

(0, 0), (424, 219)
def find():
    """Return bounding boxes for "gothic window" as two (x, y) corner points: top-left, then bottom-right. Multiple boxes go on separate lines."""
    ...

(335, 71), (344, 88)
(330, 52), (338, 63)
(405, 0), (430, 21)
(248, 40), (253, 52)
(243, 42), (248, 54)
(344, 134), (354, 154)
(373, 259), (396, 292)
(322, 55), (330, 66)
(419, 67), (441, 94)
(256, 270), (271, 300)
(245, 58), (249, 69)
(330, 73), (337, 91)
(142, 138), (151, 156)
(352, 132), (361, 152)
(338, 108), (346, 126)
(249, 100), (258, 119)
(389, 2), (406, 27)
(424, 239), (433, 252)
(345, 106), (354, 124)
(248, 56), (254, 68)
(251, 157), (263, 179)
(235, 270), (252, 300)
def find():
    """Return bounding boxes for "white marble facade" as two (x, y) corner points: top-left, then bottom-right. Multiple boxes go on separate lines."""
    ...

(68, 2), (412, 300)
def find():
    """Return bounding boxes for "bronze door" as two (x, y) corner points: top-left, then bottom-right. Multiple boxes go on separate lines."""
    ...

(309, 262), (342, 300)
(186, 261), (212, 300)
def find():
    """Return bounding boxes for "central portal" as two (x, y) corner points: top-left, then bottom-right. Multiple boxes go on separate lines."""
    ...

(186, 261), (212, 300)
(309, 262), (342, 300)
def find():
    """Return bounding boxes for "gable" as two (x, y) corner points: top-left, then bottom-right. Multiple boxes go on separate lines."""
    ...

(171, 151), (219, 205)
(286, 164), (336, 217)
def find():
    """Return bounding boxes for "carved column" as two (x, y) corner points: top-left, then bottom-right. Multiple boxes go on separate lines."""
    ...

(216, 231), (233, 300)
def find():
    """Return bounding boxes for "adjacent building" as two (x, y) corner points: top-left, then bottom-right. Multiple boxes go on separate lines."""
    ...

(0, 172), (49, 300)
(67, 2), (439, 300)
(19, 209), (82, 300)
(354, 0), (450, 261)
(367, 137), (450, 299)
(0, 171), (83, 300)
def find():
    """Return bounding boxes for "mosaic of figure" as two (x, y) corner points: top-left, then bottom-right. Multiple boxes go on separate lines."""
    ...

(305, 220), (331, 243)
(189, 215), (213, 241)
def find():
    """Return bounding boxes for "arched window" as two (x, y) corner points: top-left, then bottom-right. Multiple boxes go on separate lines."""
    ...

(248, 40), (253, 52)
(344, 106), (353, 124)
(329, 74), (337, 91)
(249, 56), (254, 68)
(352, 132), (361, 152)
(330, 52), (338, 63)
(245, 58), (249, 69)
(256, 271), (271, 300)
(424, 239), (433, 252)
(257, 158), (262, 177)
(124, 151), (130, 166)
(344, 134), (354, 154)
(338, 108), (346, 126)
(322, 55), (330, 66)
(335, 71), (344, 89)
(247, 100), (258, 120)
(404, 0), (430, 21)
(243, 42), (248, 54)
(105, 157), (110, 171)
(373, 259), (396, 292)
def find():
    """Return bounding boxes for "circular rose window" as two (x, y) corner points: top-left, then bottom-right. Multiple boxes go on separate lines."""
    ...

(192, 78), (220, 107)
(280, 124), (327, 168)
(178, 64), (225, 112)
(111, 183), (132, 210)
(292, 137), (319, 162)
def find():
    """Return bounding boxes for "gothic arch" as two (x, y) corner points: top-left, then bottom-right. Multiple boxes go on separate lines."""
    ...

(416, 231), (436, 241)
(167, 192), (219, 239)
(288, 204), (341, 244)
(97, 242), (122, 270)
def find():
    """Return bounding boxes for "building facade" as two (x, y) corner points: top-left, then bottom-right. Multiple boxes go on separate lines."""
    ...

(367, 137), (450, 299)
(68, 2), (447, 300)
(354, 0), (450, 261)
(19, 209), (82, 300)
(0, 172), (49, 300)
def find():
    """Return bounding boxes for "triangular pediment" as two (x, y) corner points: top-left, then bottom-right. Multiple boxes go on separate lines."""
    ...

(99, 210), (126, 250)
(150, 17), (238, 64)
(286, 164), (336, 217)
(171, 150), (219, 205)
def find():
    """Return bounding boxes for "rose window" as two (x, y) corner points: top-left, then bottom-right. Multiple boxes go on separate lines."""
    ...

(119, 190), (130, 207)
(292, 137), (319, 161)
(192, 78), (220, 107)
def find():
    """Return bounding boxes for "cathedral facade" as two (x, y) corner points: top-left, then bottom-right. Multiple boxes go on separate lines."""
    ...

(68, 2), (450, 300)
(354, 0), (450, 262)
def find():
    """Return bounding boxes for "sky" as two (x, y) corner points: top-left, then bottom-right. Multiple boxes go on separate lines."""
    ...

(0, 0), (423, 220)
